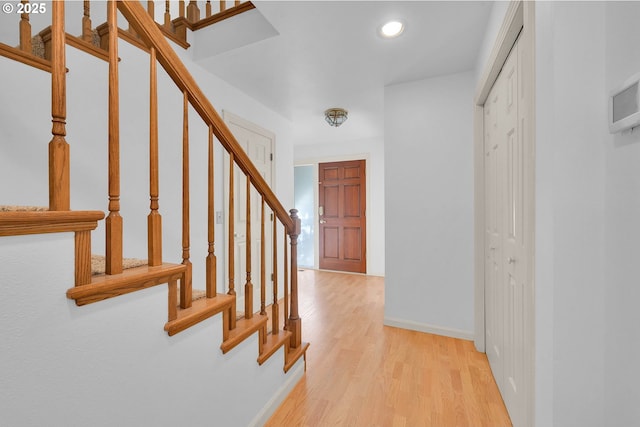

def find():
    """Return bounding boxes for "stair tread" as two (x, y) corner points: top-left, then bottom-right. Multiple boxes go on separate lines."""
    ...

(67, 262), (185, 306)
(258, 329), (291, 365)
(165, 293), (235, 336)
(221, 314), (268, 354)
(284, 342), (310, 373)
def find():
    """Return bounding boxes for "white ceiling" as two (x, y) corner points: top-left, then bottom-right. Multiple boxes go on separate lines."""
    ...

(194, 1), (494, 146)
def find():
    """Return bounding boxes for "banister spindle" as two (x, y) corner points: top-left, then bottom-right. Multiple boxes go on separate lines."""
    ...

(148, 47), (162, 267)
(181, 91), (192, 309)
(235, 0), (240, 6)
(228, 152), (236, 329)
(206, 125), (217, 298)
(19, 1), (32, 53)
(271, 215), (279, 333)
(206, 0), (212, 18)
(164, 0), (171, 30)
(105, 0), (122, 273)
(260, 196), (266, 315)
(147, 0), (155, 19)
(82, 1), (92, 43)
(283, 228), (289, 331)
(244, 175), (253, 319)
(187, 0), (200, 22)
(219, 0), (226, 12)
(288, 209), (302, 348)
(178, 0), (185, 18)
(49, 0), (69, 211)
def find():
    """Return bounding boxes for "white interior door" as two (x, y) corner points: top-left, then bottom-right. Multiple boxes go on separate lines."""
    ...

(484, 75), (504, 389)
(223, 112), (275, 314)
(484, 39), (527, 426)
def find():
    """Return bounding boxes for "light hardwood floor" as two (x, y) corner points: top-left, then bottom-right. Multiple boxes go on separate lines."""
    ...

(265, 270), (512, 427)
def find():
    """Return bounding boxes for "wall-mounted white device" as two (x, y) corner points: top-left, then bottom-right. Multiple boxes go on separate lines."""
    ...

(609, 72), (640, 133)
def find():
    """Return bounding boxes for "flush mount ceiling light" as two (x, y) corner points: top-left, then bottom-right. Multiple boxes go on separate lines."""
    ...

(380, 20), (404, 38)
(324, 108), (348, 127)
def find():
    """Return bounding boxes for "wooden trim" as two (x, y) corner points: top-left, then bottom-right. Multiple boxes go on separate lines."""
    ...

(117, 0), (294, 232)
(192, 1), (256, 31)
(164, 293), (235, 335)
(118, 26), (150, 52)
(66, 33), (109, 62)
(220, 313), (268, 353)
(0, 42), (52, 73)
(161, 19), (191, 49)
(66, 263), (186, 306)
(0, 210), (103, 237)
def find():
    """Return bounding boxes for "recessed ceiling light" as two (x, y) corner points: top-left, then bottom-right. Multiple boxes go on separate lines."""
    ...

(380, 21), (404, 38)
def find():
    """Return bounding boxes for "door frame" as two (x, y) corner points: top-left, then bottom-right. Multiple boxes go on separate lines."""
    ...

(473, 1), (535, 426)
(295, 154), (370, 274)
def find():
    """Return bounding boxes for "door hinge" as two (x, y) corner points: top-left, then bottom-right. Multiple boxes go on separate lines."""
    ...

(271, 273), (274, 281)
(270, 153), (273, 161)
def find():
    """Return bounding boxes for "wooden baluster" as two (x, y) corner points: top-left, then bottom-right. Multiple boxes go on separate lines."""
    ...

(228, 152), (236, 329)
(105, 0), (122, 274)
(148, 47), (162, 267)
(260, 196), (266, 315)
(164, 0), (171, 30)
(283, 228), (289, 331)
(219, 0), (226, 12)
(20, 1), (32, 53)
(82, 1), (92, 43)
(244, 175), (253, 318)
(179, 0), (185, 18)
(187, 0), (200, 22)
(181, 91), (192, 309)
(206, 125), (217, 298)
(206, 0), (212, 18)
(271, 213), (279, 333)
(235, 0), (240, 6)
(288, 209), (302, 348)
(147, 0), (155, 20)
(49, 0), (69, 211)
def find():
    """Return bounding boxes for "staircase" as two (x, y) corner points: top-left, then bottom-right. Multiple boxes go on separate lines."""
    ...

(0, 0), (308, 378)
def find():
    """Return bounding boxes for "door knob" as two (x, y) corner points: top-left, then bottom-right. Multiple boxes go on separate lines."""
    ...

(507, 257), (516, 264)
(320, 219), (327, 224)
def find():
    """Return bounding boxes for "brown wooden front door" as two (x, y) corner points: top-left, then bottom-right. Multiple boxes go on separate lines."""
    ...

(318, 160), (366, 273)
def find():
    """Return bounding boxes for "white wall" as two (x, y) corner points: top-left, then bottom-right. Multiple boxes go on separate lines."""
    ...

(0, 8), (300, 426)
(535, 3), (608, 427)
(0, 233), (302, 427)
(294, 137), (385, 276)
(604, 2), (640, 426)
(384, 71), (475, 338)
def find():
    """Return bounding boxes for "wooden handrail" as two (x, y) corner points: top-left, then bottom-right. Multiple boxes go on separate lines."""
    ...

(117, 0), (294, 233)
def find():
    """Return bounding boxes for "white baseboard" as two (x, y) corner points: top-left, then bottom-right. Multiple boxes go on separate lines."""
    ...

(383, 316), (475, 341)
(247, 361), (305, 427)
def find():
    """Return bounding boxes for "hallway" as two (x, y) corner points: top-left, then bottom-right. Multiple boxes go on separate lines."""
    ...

(266, 270), (511, 426)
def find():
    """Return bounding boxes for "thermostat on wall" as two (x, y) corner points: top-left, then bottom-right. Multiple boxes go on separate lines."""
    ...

(609, 72), (640, 133)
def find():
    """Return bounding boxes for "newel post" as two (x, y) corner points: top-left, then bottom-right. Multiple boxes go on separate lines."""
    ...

(288, 209), (302, 348)
(49, 0), (70, 211)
